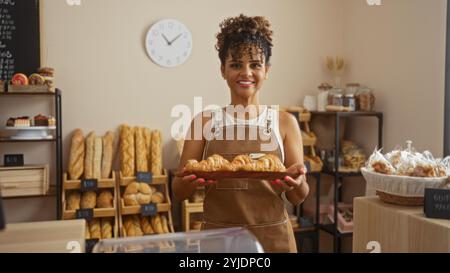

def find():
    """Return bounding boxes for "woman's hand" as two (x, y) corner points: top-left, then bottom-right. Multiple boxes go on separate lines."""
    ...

(270, 163), (307, 192)
(181, 168), (217, 187)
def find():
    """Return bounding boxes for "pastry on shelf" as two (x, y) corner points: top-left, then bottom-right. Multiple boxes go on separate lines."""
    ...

(33, 114), (48, 127)
(6, 117), (15, 127)
(123, 182), (153, 206)
(97, 190), (114, 208)
(28, 74), (46, 85)
(47, 116), (56, 126)
(13, 116), (31, 127)
(11, 73), (29, 86)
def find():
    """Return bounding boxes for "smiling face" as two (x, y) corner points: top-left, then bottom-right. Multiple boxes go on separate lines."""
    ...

(221, 45), (270, 104)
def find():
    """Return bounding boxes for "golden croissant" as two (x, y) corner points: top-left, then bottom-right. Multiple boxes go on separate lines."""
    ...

(185, 154), (286, 172)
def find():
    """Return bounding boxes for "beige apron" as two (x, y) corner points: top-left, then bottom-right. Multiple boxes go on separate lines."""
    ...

(201, 108), (297, 253)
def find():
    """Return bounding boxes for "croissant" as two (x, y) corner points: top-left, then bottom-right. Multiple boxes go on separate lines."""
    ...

(185, 154), (234, 172)
(184, 154), (285, 172)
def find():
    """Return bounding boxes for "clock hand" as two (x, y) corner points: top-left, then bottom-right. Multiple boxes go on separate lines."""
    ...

(168, 33), (183, 45)
(162, 33), (171, 46)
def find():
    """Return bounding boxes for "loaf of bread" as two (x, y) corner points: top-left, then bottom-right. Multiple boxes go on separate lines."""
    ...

(101, 218), (113, 239)
(68, 129), (85, 180)
(124, 216), (143, 237)
(85, 222), (91, 239)
(151, 214), (164, 234)
(93, 136), (102, 179)
(97, 190), (113, 208)
(140, 217), (154, 235)
(120, 125), (135, 177)
(161, 214), (170, 233)
(84, 132), (95, 179)
(123, 182), (152, 206)
(101, 131), (115, 179)
(81, 191), (97, 209)
(89, 219), (101, 239)
(66, 191), (81, 210)
(135, 127), (148, 172)
(151, 191), (165, 204)
(150, 130), (162, 175)
(144, 128), (152, 172)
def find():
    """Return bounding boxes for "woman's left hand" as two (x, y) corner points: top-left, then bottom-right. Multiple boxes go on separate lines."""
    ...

(270, 163), (307, 192)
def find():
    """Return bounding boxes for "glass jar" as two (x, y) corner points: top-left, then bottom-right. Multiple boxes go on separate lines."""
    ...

(345, 83), (360, 95)
(332, 93), (343, 107)
(355, 87), (375, 111)
(344, 94), (356, 111)
(328, 88), (343, 106)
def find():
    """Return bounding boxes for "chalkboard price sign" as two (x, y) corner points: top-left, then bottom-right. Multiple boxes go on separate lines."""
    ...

(0, 0), (40, 81)
(424, 188), (450, 220)
(4, 154), (24, 167)
(141, 203), (157, 217)
(136, 172), (153, 184)
(76, 209), (94, 221)
(81, 179), (98, 192)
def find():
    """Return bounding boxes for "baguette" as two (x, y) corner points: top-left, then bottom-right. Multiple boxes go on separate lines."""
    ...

(120, 125), (135, 177)
(150, 130), (162, 175)
(68, 129), (85, 180)
(84, 132), (95, 179)
(135, 127), (148, 172)
(101, 131), (115, 179)
(93, 136), (102, 179)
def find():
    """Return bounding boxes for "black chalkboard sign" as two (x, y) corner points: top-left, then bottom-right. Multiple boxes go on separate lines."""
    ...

(136, 172), (153, 184)
(76, 209), (94, 221)
(0, 0), (40, 81)
(0, 195), (5, 230)
(141, 203), (157, 217)
(80, 179), (98, 192)
(4, 154), (24, 167)
(424, 188), (450, 220)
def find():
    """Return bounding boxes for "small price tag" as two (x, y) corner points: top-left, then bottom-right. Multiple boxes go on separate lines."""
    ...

(141, 203), (157, 217)
(81, 179), (98, 192)
(4, 154), (24, 167)
(299, 217), (314, 228)
(85, 239), (99, 253)
(76, 209), (94, 221)
(136, 172), (153, 184)
(424, 188), (450, 220)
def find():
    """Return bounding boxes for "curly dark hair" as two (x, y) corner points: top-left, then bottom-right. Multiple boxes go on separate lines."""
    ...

(216, 14), (274, 66)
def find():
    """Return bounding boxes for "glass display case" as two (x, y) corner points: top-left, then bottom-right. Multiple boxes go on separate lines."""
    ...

(93, 227), (264, 253)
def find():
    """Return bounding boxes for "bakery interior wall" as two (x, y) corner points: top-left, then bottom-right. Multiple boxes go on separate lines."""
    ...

(0, 0), (446, 252)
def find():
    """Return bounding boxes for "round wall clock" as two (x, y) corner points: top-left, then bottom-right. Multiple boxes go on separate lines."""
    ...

(145, 19), (193, 68)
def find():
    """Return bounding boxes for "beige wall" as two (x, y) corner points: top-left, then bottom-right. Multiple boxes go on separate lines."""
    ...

(2, 0), (344, 223)
(343, 0), (447, 156)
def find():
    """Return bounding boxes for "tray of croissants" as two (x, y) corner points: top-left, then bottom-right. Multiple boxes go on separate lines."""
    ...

(177, 154), (302, 180)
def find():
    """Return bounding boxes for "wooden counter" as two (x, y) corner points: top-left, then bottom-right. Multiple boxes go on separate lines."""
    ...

(353, 196), (450, 253)
(0, 219), (85, 253)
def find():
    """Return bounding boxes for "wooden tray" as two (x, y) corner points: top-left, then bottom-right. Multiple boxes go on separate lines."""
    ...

(176, 170), (302, 180)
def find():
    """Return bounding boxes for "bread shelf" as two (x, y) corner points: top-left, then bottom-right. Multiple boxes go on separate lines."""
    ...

(120, 199), (171, 215)
(63, 172), (116, 190)
(119, 169), (168, 186)
(120, 211), (175, 239)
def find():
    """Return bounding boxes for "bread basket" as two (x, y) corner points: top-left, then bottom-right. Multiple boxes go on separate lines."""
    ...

(361, 167), (449, 206)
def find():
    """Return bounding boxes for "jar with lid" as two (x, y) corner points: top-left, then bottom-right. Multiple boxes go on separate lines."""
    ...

(344, 94), (356, 111)
(332, 93), (344, 107)
(355, 87), (375, 111)
(345, 83), (360, 95)
(327, 88), (343, 106)
(317, 83), (332, 111)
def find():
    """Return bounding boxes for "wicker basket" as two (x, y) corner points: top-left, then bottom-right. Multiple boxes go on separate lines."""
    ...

(361, 167), (448, 206)
(376, 191), (424, 206)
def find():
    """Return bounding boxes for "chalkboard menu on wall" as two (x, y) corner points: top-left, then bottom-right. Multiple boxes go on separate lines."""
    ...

(0, 0), (40, 81)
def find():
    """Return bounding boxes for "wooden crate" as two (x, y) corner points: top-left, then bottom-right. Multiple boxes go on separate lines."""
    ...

(182, 200), (204, 232)
(62, 172), (118, 220)
(0, 165), (49, 197)
(120, 211), (175, 238)
(85, 216), (119, 253)
(119, 180), (172, 215)
(119, 169), (169, 186)
(7, 84), (53, 93)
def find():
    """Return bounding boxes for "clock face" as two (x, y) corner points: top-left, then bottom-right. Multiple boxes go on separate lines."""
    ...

(145, 19), (193, 68)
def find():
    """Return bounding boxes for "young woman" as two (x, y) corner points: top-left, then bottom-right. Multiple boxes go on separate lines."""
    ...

(173, 14), (309, 253)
